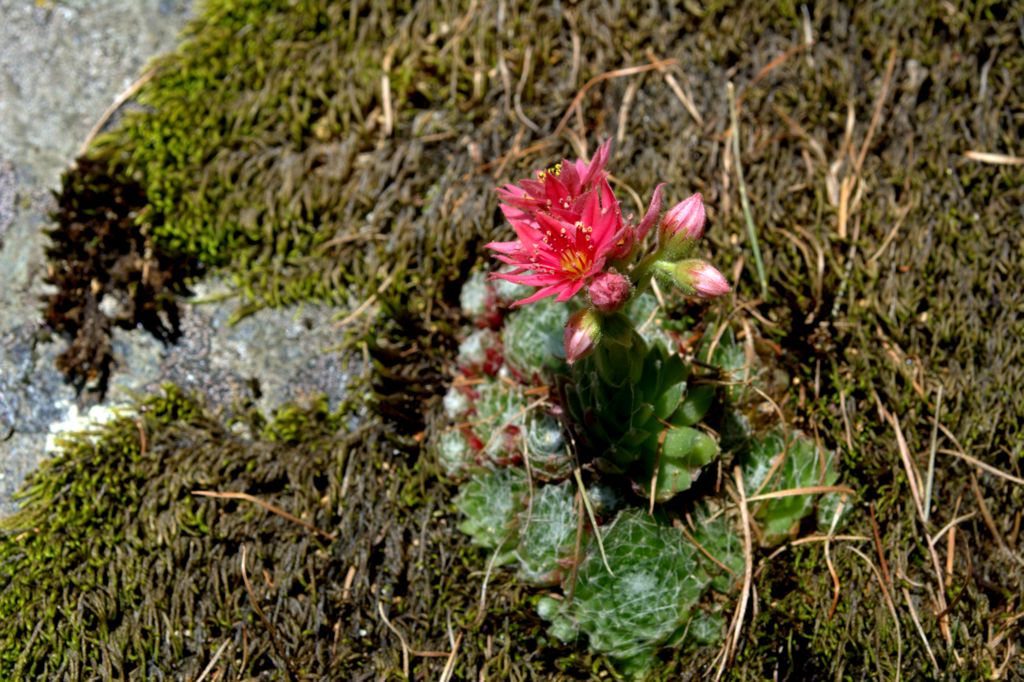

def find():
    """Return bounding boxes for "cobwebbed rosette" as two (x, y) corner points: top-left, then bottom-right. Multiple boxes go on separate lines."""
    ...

(430, 142), (846, 678)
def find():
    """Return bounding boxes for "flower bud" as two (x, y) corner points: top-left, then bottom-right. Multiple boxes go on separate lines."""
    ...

(690, 261), (731, 297)
(660, 193), (705, 242)
(654, 259), (731, 298)
(563, 309), (602, 364)
(588, 271), (631, 313)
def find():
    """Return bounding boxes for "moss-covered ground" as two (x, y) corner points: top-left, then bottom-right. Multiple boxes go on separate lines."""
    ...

(15, 0), (1024, 678)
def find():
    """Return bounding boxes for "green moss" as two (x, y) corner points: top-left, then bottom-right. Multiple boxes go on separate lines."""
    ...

(0, 386), (342, 677)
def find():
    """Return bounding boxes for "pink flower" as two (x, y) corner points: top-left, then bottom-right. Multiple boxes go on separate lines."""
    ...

(495, 140), (613, 225)
(660, 193), (705, 241)
(487, 178), (626, 306)
(564, 309), (601, 364)
(588, 271), (631, 312)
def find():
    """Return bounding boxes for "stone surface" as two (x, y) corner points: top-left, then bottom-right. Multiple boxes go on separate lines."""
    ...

(0, 0), (357, 516)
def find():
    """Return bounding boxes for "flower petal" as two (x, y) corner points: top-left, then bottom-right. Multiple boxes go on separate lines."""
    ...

(635, 182), (666, 240)
(512, 283), (564, 306)
(553, 279), (585, 302)
(485, 240), (523, 255)
(581, 139), (612, 187)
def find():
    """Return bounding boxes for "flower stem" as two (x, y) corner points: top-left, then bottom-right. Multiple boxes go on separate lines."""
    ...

(629, 251), (662, 293)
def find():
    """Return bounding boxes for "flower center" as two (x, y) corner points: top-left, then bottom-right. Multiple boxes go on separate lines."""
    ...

(560, 249), (591, 278)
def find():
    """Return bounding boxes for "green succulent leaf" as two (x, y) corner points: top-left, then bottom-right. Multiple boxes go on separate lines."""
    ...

(673, 383), (714, 426)
(662, 426), (718, 468)
(639, 343), (663, 394)
(742, 430), (838, 545)
(630, 402), (655, 430)
(655, 352), (689, 396)
(593, 338), (644, 387)
(653, 382), (684, 420)
(620, 427), (652, 451)
(602, 312), (639, 347)
(638, 459), (693, 502)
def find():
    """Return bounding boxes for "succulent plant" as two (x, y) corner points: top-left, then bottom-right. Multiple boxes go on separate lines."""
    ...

(583, 482), (625, 519)
(435, 428), (473, 477)
(458, 271), (494, 320)
(442, 384), (471, 420)
(456, 328), (503, 375)
(455, 468), (527, 562)
(687, 610), (727, 646)
(437, 267), (845, 676)
(742, 430), (838, 544)
(700, 323), (751, 404)
(564, 326), (719, 502)
(472, 378), (530, 464)
(524, 411), (574, 481)
(514, 481), (579, 586)
(502, 298), (568, 379)
(689, 502), (745, 594)
(545, 509), (716, 672)
(718, 408), (753, 454)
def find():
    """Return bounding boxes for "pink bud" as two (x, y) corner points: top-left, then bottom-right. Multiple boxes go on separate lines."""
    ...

(660, 193), (706, 241)
(588, 271), (631, 313)
(654, 259), (731, 298)
(563, 309), (602, 364)
(689, 261), (731, 298)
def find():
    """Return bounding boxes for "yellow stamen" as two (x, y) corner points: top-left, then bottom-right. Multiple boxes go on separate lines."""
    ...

(536, 162), (562, 181)
(560, 249), (590, 278)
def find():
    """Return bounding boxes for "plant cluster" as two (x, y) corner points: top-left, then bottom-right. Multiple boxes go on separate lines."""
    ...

(432, 143), (840, 676)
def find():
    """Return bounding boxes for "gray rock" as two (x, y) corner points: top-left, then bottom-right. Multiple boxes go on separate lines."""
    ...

(0, 160), (13, 244)
(126, 280), (357, 416)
